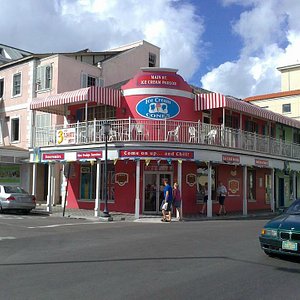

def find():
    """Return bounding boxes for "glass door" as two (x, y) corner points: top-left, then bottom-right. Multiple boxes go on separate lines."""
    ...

(143, 172), (172, 214)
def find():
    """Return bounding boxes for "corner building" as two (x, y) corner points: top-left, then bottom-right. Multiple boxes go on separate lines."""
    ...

(30, 67), (300, 217)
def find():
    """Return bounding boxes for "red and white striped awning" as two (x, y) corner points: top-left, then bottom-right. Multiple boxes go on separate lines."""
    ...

(195, 92), (300, 129)
(30, 86), (122, 115)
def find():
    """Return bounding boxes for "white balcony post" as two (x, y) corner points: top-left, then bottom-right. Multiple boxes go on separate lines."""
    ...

(293, 171), (296, 201)
(94, 160), (101, 217)
(271, 169), (275, 212)
(47, 163), (53, 213)
(135, 159), (141, 219)
(128, 117), (131, 141)
(198, 120), (200, 143)
(243, 165), (247, 216)
(32, 163), (37, 196)
(177, 160), (182, 219)
(207, 162), (213, 218)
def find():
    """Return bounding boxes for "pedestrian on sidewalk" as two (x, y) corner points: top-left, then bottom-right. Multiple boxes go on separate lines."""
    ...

(216, 181), (227, 216)
(161, 179), (173, 222)
(173, 182), (182, 221)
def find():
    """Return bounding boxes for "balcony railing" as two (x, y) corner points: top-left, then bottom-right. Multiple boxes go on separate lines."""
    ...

(33, 118), (300, 159)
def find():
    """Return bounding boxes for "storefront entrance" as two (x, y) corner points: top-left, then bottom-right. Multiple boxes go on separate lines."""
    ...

(143, 172), (172, 214)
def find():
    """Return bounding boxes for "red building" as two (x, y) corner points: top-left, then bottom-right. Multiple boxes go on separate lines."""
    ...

(29, 67), (300, 218)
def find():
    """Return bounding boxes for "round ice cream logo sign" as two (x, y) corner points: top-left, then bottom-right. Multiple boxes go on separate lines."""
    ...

(136, 96), (180, 119)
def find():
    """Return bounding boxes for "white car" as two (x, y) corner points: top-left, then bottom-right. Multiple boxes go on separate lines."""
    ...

(0, 185), (36, 213)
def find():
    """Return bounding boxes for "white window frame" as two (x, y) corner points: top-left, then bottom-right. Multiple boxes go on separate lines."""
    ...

(36, 65), (52, 91)
(81, 72), (103, 88)
(0, 118), (3, 144)
(10, 117), (20, 143)
(12, 72), (22, 97)
(282, 103), (291, 114)
(0, 77), (4, 100)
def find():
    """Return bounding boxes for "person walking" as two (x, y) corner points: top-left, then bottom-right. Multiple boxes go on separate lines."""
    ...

(216, 181), (227, 216)
(201, 182), (208, 215)
(161, 179), (173, 222)
(173, 182), (182, 221)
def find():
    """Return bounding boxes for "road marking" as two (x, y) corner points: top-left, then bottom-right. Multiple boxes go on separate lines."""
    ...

(0, 237), (16, 241)
(27, 221), (103, 229)
(0, 215), (24, 220)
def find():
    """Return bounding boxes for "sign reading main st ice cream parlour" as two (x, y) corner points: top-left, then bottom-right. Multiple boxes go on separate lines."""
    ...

(136, 96), (180, 120)
(137, 74), (180, 87)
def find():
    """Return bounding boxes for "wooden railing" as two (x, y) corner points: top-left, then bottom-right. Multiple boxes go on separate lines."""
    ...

(33, 118), (300, 159)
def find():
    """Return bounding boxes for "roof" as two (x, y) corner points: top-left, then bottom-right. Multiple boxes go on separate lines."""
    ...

(30, 86), (122, 115)
(244, 89), (300, 102)
(195, 92), (300, 129)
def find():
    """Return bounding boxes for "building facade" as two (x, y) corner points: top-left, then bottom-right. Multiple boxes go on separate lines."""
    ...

(29, 67), (300, 218)
(0, 41), (160, 198)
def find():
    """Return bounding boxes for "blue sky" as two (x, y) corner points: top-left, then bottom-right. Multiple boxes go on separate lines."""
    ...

(1, 0), (299, 98)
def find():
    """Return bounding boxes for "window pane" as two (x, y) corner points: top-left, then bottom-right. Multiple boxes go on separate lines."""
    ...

(11, 118), (19, 141)
(13, 73), (21, 96)
(0, 78), (4, 98)
(282, 103), (291, 113)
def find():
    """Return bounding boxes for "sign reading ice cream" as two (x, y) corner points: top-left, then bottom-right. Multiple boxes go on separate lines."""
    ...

(136, 96), (180, 119)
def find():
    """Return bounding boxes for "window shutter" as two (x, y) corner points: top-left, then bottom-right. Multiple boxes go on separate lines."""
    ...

(81, 73), (88, 88)
(36, 67), (42, 90)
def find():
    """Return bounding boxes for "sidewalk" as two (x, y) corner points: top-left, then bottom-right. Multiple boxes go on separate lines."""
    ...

(33, 204), (278, 223)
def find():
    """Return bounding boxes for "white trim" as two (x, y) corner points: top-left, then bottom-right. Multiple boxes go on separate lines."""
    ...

(123, 88), (194, 99)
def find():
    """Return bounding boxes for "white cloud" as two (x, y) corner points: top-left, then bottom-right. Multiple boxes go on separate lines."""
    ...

(201, 0), (300, 98)
(0, 0), (204, 82)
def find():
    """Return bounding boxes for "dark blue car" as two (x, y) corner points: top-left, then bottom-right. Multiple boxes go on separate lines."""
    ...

(259, 199), (300, 257)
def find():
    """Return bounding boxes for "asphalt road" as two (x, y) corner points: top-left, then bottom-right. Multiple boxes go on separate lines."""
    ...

(0, 213), (299, 300)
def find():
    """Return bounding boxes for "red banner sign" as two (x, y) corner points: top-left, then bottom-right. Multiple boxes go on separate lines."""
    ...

(119, 150), (194, 159)
(222, 155), (240, 164)
(255, 159), (269, 167)
(42, 153), (65, 161)
(77, 151), (103, 160)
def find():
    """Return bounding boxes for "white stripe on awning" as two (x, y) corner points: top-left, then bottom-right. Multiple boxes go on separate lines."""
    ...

(30, 86), (122, 115)
(195, 93), (300, 129)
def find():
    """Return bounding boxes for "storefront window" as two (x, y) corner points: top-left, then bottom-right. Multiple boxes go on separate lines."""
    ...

(196, 167), (216, 203)
(248, 170), (256, 201)
(265, 174), (271, 203)
(79, 162), (115, 201)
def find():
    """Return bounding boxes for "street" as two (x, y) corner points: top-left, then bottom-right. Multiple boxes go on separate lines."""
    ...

(0, 213), (299, 300)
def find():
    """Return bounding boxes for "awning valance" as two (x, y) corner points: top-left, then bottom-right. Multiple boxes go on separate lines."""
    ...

(30, 86), (122, 115)
(195, 93), (300, 129)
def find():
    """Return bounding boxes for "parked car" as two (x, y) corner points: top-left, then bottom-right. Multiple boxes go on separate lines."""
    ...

(0, 185), (36, 213)
(259, 199), (300, 257)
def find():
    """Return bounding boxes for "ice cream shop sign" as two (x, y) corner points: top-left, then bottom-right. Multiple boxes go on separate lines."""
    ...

(136, 96), (180, 119)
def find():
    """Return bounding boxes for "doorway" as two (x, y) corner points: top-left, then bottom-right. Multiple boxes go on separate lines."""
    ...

(278, 177), (285, 207)
(143, 172), (172, 214)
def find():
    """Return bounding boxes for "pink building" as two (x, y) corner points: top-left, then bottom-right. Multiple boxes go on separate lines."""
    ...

(29, 67), (300, 218)
(0, 41), (160, 199)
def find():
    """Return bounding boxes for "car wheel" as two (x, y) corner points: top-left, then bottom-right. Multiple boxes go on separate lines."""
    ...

(0, 205), (3, 213)
(264, 250), (275, 257)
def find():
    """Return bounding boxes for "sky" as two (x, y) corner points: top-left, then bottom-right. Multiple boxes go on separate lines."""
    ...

(1, 0), (300, 99)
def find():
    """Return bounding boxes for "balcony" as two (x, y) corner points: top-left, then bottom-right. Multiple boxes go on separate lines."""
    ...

(33, 118), (300, 159)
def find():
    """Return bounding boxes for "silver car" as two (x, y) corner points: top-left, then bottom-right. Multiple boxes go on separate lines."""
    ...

(0, 185), (36, 213)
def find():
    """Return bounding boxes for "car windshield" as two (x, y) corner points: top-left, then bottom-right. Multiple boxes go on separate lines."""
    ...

(4, 186), (27, 194)
(286, 200), (300, 215)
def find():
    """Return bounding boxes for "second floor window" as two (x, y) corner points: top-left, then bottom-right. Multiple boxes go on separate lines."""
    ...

(149, 53), (156, 67)
(13, 73), (21, 96)
(0, 78), (4, 98)
(36, 65), (52, 91)
(81, 73), (103, 88)
(282, 103), (291, 113)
